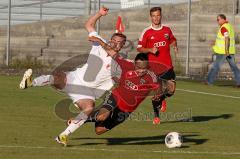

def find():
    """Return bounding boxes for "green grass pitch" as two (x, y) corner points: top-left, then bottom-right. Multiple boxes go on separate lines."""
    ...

(0, 75), (240, 159)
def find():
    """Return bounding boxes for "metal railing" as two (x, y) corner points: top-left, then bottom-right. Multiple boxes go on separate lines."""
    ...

(0, 0), (201, 25)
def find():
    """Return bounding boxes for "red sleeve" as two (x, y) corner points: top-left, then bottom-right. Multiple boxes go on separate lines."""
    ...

(221, 27), (228, 36)
(169, 29), (176, 44)
(138, 30), (148, 48)
(114, 55), (133, 71)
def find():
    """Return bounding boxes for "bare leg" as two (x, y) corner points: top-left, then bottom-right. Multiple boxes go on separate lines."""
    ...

(59, 99), (95, 136)
(32, 71), (66, 89)
(94, 108), (111, 135)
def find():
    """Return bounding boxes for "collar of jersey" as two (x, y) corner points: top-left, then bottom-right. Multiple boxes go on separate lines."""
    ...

(220, 21), (228, 27)
(150, 24), (163, 30)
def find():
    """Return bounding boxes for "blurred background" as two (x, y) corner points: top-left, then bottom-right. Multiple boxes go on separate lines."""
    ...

(0, 0), (240, 80)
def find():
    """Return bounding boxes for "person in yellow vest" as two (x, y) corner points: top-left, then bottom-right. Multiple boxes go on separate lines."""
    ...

(206, 14), (240, 87)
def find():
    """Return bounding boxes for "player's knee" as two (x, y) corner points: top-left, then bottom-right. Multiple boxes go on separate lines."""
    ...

(85, 104), (94, 112)
(82, 105), (94, 115)
(96, 113), (108, 122)
(75, 99), (95, 115)
(166, 80), (176, 96)
(166, 89), (175, 97)
(95, 127), (107, 135)
(96, 108), (111, 122)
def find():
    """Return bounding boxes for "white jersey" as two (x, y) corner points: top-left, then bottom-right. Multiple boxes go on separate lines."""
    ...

(75, 32), (121, 88)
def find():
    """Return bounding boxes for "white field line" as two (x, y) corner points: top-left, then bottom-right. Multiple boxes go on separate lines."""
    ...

(176, 88), (240, 99)
(0, 145), (240, 155)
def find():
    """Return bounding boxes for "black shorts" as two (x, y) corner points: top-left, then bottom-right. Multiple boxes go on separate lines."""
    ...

(158, 68), (176, 81)
(95, 94), (131, 130)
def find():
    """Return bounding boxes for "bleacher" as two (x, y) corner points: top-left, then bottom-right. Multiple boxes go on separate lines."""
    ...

(0, 0), (240, 79)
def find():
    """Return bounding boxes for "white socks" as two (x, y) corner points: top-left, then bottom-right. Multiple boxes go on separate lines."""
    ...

(32, 75), (54, 86)
(60, 112), (88, 136)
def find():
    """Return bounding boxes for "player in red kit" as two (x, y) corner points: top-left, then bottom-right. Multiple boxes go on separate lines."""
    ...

(82, 36), (163, 136)
(137, 7), (178, 124)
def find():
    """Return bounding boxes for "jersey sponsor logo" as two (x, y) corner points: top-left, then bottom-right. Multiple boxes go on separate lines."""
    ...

(164, 33), (170, 40)
(154, 41), (166, 47)
(125, 80), (138, 90)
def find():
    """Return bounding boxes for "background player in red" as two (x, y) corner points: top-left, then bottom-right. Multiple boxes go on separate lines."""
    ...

(137, 7), (178, 124)
(87, 52), (160, 136)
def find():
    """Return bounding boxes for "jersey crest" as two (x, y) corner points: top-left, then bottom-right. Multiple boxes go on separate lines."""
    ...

(164, 33), (170, 40)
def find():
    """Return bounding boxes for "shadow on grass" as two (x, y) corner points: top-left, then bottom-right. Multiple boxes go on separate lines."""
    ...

(69, 133), (208, 148)
(171, 114), (233, 123)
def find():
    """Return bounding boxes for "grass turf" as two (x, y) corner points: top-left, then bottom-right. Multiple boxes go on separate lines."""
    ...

(0, 75), (240, 159)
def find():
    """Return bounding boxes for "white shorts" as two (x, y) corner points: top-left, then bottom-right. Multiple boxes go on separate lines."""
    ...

(62, 69), (113, 103)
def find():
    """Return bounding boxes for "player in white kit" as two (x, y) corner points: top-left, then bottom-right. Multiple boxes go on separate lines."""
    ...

(19, 7), (127, 146)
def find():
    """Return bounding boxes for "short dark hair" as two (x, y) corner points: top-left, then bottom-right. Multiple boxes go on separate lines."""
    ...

(150, 7), (162, 15)
(111, 33), (127, 42)
(218, 14), (226, 20)
(135, 53), (148, 61)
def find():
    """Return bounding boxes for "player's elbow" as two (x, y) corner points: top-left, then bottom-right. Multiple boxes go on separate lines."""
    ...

(171, 39), (177, 45)
(85, 22), (94, 33)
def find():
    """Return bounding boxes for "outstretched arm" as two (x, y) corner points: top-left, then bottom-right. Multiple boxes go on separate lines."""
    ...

(88, 36), (117, 57)
(85, 7), (109, 33)
(137, 47), (158, 54)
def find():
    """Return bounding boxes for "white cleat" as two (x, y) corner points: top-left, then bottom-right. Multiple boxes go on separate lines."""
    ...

(19, 69), (33, 89)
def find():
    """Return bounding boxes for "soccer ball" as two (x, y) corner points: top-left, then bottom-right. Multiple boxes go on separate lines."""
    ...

(165, 132), (183, 148)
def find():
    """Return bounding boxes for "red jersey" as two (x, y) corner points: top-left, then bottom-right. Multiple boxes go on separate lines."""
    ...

(112, 55), (158, 112)
(138, 25), (176, 74)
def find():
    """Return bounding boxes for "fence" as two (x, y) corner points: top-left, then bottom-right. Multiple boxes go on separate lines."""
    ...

(0, 0), (198, 25)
